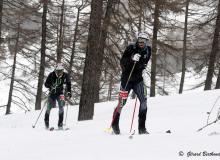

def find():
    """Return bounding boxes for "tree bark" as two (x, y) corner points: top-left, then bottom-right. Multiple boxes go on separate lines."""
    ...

(0, 0), (3, 44)
(6, 22), (20, 115)
(107, 73), (113, 101)
(138, 0), (142, 32)
(35, 1), (48, 110)
(78, 0), (103, 121)
(216, 65), (220, 89)
(179, 0), (190, 94)
(68, 7), (81, 75)
(57, 0), (65, 63)
(150, 0), (160, 97)
(204, 0), (220, 90)
(94, 0), (116, 103)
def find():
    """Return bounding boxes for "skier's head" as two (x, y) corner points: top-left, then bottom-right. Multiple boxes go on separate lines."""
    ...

(137, 32), (149, 48)
(55, 63), (64, 77)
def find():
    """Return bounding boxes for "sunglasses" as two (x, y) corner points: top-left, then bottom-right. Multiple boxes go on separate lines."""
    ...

(138, 38), (147, 44)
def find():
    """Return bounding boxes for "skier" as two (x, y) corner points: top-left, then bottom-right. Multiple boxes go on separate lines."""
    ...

(111, 32), (151, 135)
(44, 63), (71, 129)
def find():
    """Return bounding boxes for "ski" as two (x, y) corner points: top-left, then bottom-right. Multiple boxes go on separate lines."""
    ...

(104, 129), (171, 137)
(47, 127), (70, 131)
(55, 127), (70, 131)
(44, 127), (54, 131)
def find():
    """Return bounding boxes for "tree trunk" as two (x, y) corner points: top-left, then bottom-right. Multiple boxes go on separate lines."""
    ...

(78, 0), (103, 121)
(216, 65), (220, 89)
(138, 0), (142, 32)
(6, 22), (20, 115)
(150, 0), (160, 97)
(107, 73), (113, 101)
(35, 1), (48, 110)
(162, 51), (166, 95)
(68, 7), (81, 75)
(0, 0), (3, 44)
(179, 0), (190, 94)
(204, 0), (220, 90)
(94, 0), (115, 103)
(57, 0), (65, 63)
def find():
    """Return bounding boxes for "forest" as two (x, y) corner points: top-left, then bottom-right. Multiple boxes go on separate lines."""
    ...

(0, 0), (219, 120)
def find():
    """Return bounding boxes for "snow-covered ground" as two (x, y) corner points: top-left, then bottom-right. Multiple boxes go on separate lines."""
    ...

(0, 89), (220, 160)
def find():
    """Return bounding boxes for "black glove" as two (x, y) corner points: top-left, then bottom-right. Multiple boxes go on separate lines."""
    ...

(66, 92), (72, 99)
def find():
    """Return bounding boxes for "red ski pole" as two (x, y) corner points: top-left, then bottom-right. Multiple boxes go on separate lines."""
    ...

(129, 97), (138, 133)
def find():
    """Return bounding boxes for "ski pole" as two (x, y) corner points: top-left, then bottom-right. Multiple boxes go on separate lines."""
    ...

(32, 91), (51, 128)
(124, 62), (137, 90)
(110, 62), (137, 128)
(32, 101), (47, 128)
(129, 96), (138, 133)
(64, 100), (69, 126)
(207, 95), (220, 124)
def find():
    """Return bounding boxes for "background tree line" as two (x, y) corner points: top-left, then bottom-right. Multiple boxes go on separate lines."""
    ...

(0, 0), (219, 120)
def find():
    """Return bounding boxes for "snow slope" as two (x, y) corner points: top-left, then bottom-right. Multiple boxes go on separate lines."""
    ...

(0, 89), (220, 160)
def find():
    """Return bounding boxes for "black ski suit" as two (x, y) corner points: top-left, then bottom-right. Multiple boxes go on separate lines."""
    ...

(120, 42), (151, 84)
(112, 42), (151, 134)
(45, 71), (71, 96)
(44, 71), (71, 128)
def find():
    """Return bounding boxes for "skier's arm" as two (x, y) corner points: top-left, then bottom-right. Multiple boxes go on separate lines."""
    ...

(137, 46), (152, 71)
(45, 73), (52, 89)
(120, 45), (134, 71)
(142, 47), (151, 86)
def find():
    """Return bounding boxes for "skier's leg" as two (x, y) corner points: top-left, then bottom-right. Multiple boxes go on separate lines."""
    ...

(133, 81), (149, 134)
(57, 94), (65, 128)
(44, 96), (56, 128)
(111, 82), (131, 134)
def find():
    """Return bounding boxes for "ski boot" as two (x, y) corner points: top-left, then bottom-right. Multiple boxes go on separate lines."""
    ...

(138, 127), (149, 134)
(112, 123), (120, 135)
(138, 112), (149, 134)
(58, 112), (64, 130)
(111, 111), (120, 135)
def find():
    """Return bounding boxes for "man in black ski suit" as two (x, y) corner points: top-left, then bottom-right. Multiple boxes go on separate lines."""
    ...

(44, 63), (71, 129)
(111, 32), (151, 135)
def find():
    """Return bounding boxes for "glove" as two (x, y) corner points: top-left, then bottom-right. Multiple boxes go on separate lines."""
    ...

(66, 92), (72, 99)
(132, 53), (141, 62)
(142, 69), (148, 86)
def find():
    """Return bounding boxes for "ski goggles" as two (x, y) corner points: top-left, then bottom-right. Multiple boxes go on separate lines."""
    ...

(138, 38), (147, 44)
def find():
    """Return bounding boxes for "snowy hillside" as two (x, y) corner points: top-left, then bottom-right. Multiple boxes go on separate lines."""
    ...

(1, 89), (220, 160)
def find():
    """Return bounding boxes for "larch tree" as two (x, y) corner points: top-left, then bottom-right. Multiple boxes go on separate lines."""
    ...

(204, 0), (220, 90)
(150, 0), (161, 97)
(179, 0), (190, 94)
(68, 1), (88, 75)
(216, 65), (220, 89)
(6, 18), (20, 114)
(78, 0), (103, 121)
(35, 0), (48, 110)
(56, 0), (65, 63)
(94, 0), (117, 103)
(0, 0), (3, 45)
